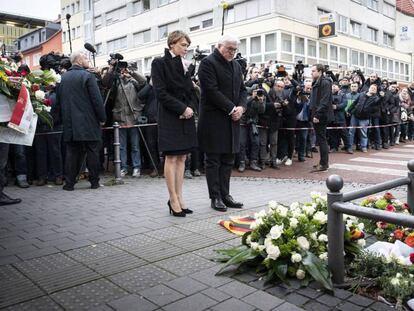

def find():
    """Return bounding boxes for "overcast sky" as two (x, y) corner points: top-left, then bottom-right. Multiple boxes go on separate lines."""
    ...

(2, 0), (61, 21)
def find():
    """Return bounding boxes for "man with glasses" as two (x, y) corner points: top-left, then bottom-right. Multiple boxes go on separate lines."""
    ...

(198, 34), (247, 212)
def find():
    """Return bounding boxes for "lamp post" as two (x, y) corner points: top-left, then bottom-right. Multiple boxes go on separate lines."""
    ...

(66, 13), (72, 54)
(220, 1), (229, 35)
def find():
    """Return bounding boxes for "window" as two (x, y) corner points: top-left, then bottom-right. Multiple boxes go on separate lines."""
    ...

(330, 45), (338, 61)
(375, 56), (380, 70)
(71, 28), (75, 39)
(106, 6), (127, 25)
(84, 25), (91, 39)
(339, 48), (347, 63)
(107, 36), (127, 52)
(94, 16), (102, 30)
(367, 27), (378, 42)
(133, 29), (151, 46)
(239, 38), (246, 55)
(281, 33), (292, 52)
(250, 36), (262, 63)
(367, 54), (374, 68)
(294, 37), (304, 55)
(383, 32), (394, 47)
(350, 20), (361, 37)
(319, 42), (327, 59)
(144, 57), (152, 72)
(158, 21), (179, 40)
(41, 31), (46, 42)
(225, 7), (234, 24)
(63, 31), (66, 42)
(381, 57), (388, 76)
(96, 43), (102, 55)
(85, 0), (92, 11)
(351, 50), (358, 66)
(307, 40), (316, 57)
(76, 26), (80, 38)
(76, 1), (80, 12)
(233, 0), (270, 22)
(337, 15), (348, 33)
(264, 33), (276, 61)
(71, 3), (75, 14)
(188, 12), (213, 32)
(388, 59), (394, 78)
(367, 0), (378, 11)
(33, 53), (41, 66)
(133, 0), (150, 14)
(62, 7), (65, 16)
(158, 0), (176, 6)
(30, 35), (34, 46)
(383, 2), (395, 18)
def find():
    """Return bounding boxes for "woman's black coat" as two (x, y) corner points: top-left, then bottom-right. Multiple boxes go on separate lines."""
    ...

(197, 49), (247, 154)
(151, 49), (197, 153)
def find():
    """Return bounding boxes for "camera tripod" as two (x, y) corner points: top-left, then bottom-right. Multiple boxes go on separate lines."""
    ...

(103, 61), (159, 177)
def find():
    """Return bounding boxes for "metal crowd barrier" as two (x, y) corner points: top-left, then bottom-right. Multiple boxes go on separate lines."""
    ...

(325, 160), (414, 284)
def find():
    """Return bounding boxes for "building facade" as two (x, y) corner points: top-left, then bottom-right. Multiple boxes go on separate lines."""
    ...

(0, 12), (47, 55)
(69, 0), (413, 82)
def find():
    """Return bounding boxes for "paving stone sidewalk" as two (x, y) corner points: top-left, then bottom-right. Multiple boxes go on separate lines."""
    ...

(0, 176), (404, 310)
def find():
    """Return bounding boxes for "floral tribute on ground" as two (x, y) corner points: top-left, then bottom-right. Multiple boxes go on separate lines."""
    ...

(216, 192), (365, 292)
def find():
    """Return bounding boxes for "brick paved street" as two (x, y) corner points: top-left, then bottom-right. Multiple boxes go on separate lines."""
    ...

(0, 176), (406, 310)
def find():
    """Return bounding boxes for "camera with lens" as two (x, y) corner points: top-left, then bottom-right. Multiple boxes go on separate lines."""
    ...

(294, 60), (308, 82)
(193, 47), (209, 62)
(108, 53), (128, 72)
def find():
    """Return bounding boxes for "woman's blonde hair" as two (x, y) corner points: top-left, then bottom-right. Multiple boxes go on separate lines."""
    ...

(167, 30), (191, 49)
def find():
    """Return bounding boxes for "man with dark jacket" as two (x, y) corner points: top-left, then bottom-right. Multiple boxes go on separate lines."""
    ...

(381, 83), (399, 147)
(56, 51), (106, 190)
(361, 73), (381, 93)
(309, 64), (334, 172)
(198, 35), (247, 211)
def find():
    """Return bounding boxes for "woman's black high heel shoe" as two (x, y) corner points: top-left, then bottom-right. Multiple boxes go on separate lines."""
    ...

(168, 200), (186, 217)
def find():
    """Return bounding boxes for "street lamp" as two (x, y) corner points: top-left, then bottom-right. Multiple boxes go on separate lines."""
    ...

(220, 1), (229, 35)
(66, 13), (73, 54)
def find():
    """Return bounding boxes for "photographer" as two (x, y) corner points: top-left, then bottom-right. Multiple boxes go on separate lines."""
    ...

(238, 87), (266, 172)
(259, 80), (285, 169)
(111, 66), (146, 178)
(295, 81), (312, 162)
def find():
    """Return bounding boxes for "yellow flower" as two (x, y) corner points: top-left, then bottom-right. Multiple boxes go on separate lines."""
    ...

(0, 71), (8, 82)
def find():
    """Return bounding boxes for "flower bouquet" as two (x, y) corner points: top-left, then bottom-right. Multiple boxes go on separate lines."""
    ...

(216, 193), (366, 291)
(0, 56), (60, 128)
(360, 192), (413, 246)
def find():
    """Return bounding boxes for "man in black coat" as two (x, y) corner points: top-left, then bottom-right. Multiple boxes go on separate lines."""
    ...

(56, 51), (106, 190)
(309, 64), (334, 172)
(198, 35), (247, 211)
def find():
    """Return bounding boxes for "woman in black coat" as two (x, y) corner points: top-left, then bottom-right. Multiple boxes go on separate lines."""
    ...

(151, 31), (197, 217)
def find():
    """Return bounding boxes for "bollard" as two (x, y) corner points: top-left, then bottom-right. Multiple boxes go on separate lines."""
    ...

(408, 160), (414, 215)
(326, 174), (345, 284)
(113, 122), (124, 185)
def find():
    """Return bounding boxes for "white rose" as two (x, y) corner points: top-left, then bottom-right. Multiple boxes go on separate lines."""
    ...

(302, 204), (315, 216)
(254, 210), (267, 220)
(35, 90), (45, 101)
(270, 225), (284, 240)
(246, 235), (252, 245)
(357, 239), (366, 247)
(296, 269), (306, 279)
(297, 236), (310, 250)
(276, 206), (288, 217)
(256, 218), (264, 226)
(390, 278), (400, 286)
(396, 273), (402, 278)
(257, 245), (266, 252)
(44, 106), (51, 112)
(319, 252), (328, 261)
(318, 234), (328, 242)
(313, 211), (328, 224)
(250, 242), (259, 250)
(289, 218), (298, 229)
(250, 222), (257, 230)
(290, 202), (300, 209)
(291, 253), (302, 263)
(268, 200), (277, 209)
(357, 223), (365, 231)
(310, 233), (317, 241)
(264, 237), (273, 248)
(346, 219), (354, 229)
(292, 209), (302, 218)
(266, 244), (280, 260)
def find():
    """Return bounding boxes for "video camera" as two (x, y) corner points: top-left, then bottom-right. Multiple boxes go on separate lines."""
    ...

(294, 60), (308, 82)
(39, 52), (71, 73)
(108, 53), (128, 71)
(193, 47), (209, 62)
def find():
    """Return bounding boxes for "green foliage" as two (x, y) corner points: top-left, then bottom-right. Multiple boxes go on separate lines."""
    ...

(302, 251), (333, 291)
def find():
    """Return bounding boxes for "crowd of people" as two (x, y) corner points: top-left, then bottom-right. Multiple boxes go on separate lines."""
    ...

(1, 31), (414, 212)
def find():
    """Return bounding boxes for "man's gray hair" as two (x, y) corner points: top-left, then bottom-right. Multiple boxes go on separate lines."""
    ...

(70, 51), (86, 64)
(217, 34), (240, 47)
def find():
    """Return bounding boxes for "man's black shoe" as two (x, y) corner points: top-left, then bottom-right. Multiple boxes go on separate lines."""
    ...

(211, 198), (227, 212)
(0, 193), (22, 206)
(310, 164), (329, 173)
(222, 195), (243, 208)
(63, 184), (74, 191)
(91, 183), (100, 189)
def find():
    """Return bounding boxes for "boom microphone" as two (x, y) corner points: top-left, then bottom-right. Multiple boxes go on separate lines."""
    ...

(84, 42), (96, 54)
